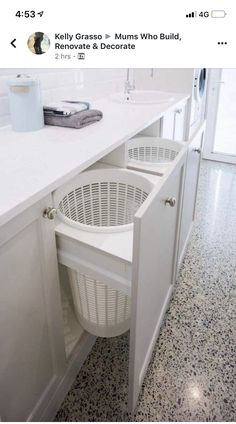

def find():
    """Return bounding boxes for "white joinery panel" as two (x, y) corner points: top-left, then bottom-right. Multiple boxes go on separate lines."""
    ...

(161, 110), (175, 140)
(162, 102), (187, 142)
(178, 122), (205, 268)
(129, 148), (187, 411)
(100, 143), (128, 167)
(0, 195), (66, 421)
(174, 103), (187, 141)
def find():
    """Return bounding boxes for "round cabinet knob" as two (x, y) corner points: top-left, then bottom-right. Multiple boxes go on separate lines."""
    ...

(43, 207), (57, 220)
(165, 197), (176, 207)
(194, 148), (201, 154)
(175, 109), (182, 114)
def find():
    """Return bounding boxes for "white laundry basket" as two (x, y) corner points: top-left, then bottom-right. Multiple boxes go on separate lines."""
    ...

(128, 137), (184, 167)
(54, 168), (153, 337)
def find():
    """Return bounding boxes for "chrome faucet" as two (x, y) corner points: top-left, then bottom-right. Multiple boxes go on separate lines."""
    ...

(124, 68), (135, 95)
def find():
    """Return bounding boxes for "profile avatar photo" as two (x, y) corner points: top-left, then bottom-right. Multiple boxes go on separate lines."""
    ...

(27, 32), (50, 54)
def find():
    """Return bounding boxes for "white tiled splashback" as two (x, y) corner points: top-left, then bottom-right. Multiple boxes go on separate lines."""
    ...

(0, 69), (127, 127)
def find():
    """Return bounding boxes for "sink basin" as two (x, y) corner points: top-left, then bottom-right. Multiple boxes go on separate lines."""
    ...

(110, 90), (174, 105)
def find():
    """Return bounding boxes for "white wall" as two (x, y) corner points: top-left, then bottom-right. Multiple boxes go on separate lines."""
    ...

(0, 68), (196, 128)
(0, 69), (127, 127)
(134, 69), (194, 94)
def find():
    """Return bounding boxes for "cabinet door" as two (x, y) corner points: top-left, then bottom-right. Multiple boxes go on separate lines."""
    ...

(0, 196), (66, 421)
(178, 122), (205, 268)
(162, 105), (186, 141)
(174, 104), (187, 141)
(128, 148), (187, 411)
(161, 110), (175, 139)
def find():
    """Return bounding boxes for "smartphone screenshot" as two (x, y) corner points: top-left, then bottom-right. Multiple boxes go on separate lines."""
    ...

(0, 1), (235, 422)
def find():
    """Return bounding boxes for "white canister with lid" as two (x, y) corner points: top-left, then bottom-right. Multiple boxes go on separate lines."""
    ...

(7, 75), (44, 132)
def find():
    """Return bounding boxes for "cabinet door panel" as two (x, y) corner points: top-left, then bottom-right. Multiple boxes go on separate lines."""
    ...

(0, 196), (65, 421)
(161, 103), (186, 142)
(129, 150), (187, 411)
(174, 105), (187, 141)
(178, 122), (205, 268)
(161, 110), (175, 139)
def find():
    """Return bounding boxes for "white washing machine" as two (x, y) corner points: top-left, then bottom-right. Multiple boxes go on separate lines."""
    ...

(190, 68), (207, 136)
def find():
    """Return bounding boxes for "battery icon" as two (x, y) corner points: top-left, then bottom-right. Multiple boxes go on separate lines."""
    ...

(211, 10), (227, 18)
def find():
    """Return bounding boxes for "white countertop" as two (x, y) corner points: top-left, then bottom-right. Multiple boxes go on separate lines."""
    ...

(0, 94), (188, 226)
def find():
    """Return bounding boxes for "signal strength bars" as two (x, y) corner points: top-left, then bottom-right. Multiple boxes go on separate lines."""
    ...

(186, 11), (197, 18)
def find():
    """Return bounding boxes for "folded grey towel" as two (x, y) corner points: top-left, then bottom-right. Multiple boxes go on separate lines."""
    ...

(44, 109), (103, 129)
(44, 101), (90, 117)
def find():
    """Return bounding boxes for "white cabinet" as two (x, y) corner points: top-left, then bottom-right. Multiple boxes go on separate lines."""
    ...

(162, 103), (187, 141)
(54, 145), (188, 412)
(0, 196), (66, 422)
(178, 122), (205, 268)
(0, 109), (199, 419)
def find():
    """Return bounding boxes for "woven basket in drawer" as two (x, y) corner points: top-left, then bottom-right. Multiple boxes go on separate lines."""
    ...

(54, 168), (153, 337)
(128, 137), (184, 167)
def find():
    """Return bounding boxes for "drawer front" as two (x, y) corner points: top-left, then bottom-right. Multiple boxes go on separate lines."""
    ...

(128, 148), (187, 411)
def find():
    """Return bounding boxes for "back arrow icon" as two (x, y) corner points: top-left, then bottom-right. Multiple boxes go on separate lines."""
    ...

(11, 39), (16, 48)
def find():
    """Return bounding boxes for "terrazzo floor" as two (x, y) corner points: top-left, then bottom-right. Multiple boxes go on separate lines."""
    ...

(55, 159), (236, 422)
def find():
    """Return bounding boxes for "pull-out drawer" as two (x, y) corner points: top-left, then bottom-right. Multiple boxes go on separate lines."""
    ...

(56, 221), (133, 296)
(52, 145), (188, 412)
(54, 166), (158, 296)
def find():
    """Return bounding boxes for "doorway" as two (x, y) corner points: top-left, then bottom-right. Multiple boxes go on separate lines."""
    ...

(203, 69), (236, 165)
